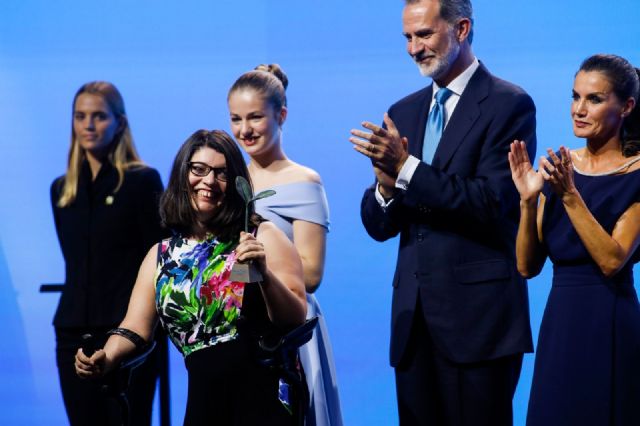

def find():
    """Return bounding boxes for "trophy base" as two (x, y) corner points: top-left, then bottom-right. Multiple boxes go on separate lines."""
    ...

(229, 262), (263, 283)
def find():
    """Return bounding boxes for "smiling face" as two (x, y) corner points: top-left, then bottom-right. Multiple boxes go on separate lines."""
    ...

(73, 93), (121, 160)
(402, 0), (461, 81)
(571, 71), (632, 143)
(228, 89), (286, 158)
(188, 146), (227, 223)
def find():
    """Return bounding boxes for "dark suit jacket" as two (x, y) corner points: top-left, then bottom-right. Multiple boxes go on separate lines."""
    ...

(51, 162), (165, 328)
(361, 63), (535, 365)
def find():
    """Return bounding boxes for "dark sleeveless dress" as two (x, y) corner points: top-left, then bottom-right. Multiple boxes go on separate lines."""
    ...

(155, 234), (298, 426)
(526, 169), (640, 426)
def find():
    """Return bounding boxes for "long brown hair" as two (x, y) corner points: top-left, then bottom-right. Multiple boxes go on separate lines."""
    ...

(57, 81), (143, 207)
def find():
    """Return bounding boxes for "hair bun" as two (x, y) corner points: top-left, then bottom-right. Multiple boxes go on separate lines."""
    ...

(254, 64), (288, 90)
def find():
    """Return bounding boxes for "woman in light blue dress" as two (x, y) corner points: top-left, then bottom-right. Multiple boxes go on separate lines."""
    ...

(227, 64), (343, 426)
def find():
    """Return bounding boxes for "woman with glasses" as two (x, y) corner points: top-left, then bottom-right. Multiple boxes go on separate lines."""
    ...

(227, 64), (343, 426)
(50, 81), (163, 425)
(75, 129), (307, 425)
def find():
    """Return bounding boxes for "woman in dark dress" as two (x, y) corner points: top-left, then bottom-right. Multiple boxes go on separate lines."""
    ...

(75, 130), (307, 425)
(509, 54), (640, 425)
(51, 81), (163, 425)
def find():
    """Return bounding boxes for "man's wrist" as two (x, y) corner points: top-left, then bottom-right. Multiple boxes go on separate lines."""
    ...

(395, 152), (410, 175)
(396, 155), (420, 190)
(374, 183), (395, 208)
(378, 184), (396, 200)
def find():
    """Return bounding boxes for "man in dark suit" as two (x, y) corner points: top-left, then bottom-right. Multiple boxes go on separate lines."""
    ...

(349, 0), (535, 424)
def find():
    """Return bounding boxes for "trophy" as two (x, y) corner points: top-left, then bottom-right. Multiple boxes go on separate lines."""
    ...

(229, 176), (276, 283)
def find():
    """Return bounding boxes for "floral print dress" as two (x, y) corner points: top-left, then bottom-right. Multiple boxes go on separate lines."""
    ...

(155, 234), (245, 357)
(155, 233), (300, 423)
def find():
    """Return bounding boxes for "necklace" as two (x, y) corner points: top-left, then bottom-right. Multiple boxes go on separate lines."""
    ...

(573, 156), (640, 176)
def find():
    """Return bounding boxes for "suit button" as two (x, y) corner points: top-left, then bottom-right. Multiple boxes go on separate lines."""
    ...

(413, 272), (419, 279)
(417, 204), (430, 214)
(417, 233), (424, 242)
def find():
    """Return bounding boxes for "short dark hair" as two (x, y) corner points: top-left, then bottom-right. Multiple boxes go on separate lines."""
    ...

(579, 54), (640, 156)
(405, 0), (474, 44)
(227, 64), (288, 113)
(160, 129), (259, 241)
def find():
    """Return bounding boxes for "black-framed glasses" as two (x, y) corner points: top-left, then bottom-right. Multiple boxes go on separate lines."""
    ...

(187, 162), (228, 182)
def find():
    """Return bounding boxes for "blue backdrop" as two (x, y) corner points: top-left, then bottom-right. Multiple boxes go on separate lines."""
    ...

(1, 1), (638, 424)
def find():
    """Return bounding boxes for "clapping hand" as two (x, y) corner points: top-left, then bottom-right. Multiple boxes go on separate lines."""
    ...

(508, 140), (543, 202)
(350, 113), (409, 198)
(539, 146), (576, 196)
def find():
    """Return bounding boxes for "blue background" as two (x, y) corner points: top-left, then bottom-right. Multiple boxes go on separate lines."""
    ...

(1, 1), (638, 424)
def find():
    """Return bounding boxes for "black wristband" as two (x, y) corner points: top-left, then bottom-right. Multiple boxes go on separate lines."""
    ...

(107, 327), (148, 350)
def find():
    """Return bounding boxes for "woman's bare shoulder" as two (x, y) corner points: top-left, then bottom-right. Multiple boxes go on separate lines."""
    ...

(285, 162), (322, 184)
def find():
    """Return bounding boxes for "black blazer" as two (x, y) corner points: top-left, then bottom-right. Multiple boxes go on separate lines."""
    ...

(361, 63), (535, 365)
(51, 162), (165, 328)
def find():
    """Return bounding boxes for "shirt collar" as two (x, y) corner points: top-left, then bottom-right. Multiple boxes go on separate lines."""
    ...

(432, 57), (480, 98)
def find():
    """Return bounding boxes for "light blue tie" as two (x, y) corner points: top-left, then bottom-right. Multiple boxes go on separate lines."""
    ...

(422, 87), (453, 164)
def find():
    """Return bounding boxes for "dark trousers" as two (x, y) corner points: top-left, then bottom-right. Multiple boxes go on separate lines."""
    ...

(395, 310), (523, 426)
(56, 327), (159, 426)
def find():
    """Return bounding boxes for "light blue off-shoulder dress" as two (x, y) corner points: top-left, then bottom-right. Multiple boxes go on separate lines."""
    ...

(255, 181), (344, 426)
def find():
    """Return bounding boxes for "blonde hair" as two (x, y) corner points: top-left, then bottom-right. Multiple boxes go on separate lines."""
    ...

(57, 81), (143, 207)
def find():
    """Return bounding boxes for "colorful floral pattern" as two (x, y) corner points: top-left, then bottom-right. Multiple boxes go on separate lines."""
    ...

(155, 235), (245, 357)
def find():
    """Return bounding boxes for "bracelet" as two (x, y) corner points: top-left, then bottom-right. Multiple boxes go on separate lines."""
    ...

(107, 327), (148, 350)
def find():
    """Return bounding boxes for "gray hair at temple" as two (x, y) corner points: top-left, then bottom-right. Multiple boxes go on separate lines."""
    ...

(405, 0), (474, 44)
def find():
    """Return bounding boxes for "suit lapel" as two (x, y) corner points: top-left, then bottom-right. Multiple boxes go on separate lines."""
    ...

(432, 63), (491, 169)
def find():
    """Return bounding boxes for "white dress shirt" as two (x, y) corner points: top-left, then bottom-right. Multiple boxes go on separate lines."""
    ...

(376, 58), (481, 206)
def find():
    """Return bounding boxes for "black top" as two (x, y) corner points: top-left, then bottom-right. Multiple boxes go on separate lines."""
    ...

(51, 161), (165, 328)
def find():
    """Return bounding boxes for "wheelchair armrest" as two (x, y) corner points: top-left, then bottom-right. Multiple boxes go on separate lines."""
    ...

(259, 316), (318, 354)
(120, 341), (157, 370)
(100, 341), (157, 397)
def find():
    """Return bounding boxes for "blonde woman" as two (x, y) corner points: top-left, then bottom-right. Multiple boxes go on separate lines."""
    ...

(51, 81), (163, 425)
